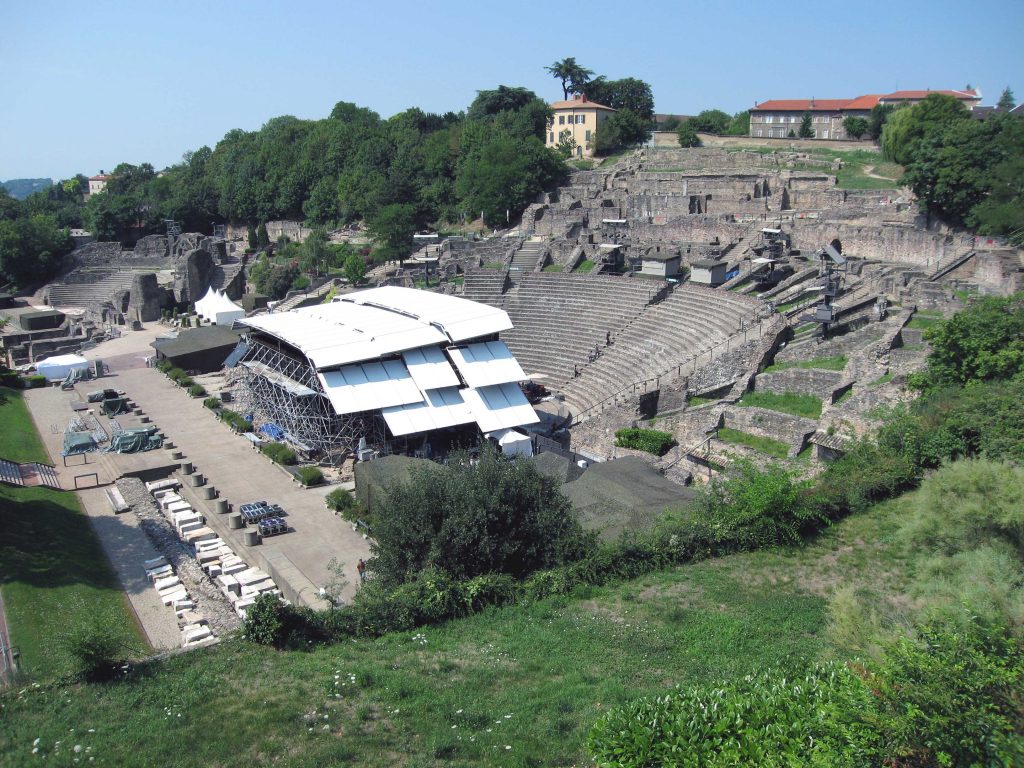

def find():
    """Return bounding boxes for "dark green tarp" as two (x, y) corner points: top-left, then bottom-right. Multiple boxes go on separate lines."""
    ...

(101, 397), (129, 416)
(107, 427), (162, 454)
(62, 432), (97, 456)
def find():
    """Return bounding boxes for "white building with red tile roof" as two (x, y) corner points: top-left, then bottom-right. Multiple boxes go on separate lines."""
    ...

(545, 94), (616, 158)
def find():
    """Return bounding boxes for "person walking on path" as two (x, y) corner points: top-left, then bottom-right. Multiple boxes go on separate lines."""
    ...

(357, 559), (367, 583)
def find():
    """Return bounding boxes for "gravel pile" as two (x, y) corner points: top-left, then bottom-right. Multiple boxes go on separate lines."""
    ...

(117, 478), (242, 635)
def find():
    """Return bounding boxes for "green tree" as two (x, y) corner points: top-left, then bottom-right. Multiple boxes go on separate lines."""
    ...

(583, 77), (655, 122)
(843, 116), (868, 139)
(368, 445), (593, 587)
(868, 103), (896, 140)
(798, 112), (815, 138)
(545, 57), (593, 100)
(555, 128), (578, 158)
(689, 109), (732, 135)
(882, 93), (970, 164)
(301, 226), (330, 275)
(910, 293), (1024, 391)
(997, 86), (1016, 110)
(246, 224), (257, 251)
(0, 213), (73, 287)
(342, 251), (366, 284)
(726, 110), (750, 136)
(367, 202), (417, 262)
(676, 121), (701, 148)
(256, 222), (270, 249)
(659, 116), (681, 132)
(592, 109), (651, 154)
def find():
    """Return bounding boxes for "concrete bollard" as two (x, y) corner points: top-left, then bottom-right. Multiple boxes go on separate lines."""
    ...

(140, 416), (151, 424)
(164, 440), (175, 449)
(243, 530), (260, 547)
(170, 450), (183, 460)
(180, 462), (193, 475)
(201, 486), (215, 500)
(215, 499), (229, 514)
(189, 473), (205, 487)
(133, 408), (143, 416)
(228, 513), (243, 530)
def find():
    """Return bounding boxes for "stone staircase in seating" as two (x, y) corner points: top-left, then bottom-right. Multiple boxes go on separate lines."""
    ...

(46, 270), (141, 308)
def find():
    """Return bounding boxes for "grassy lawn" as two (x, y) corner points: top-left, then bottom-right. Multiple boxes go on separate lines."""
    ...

(482, 262), (505, 270)
(572, 259), (596, 273)
(0, 387), (145, 679)
(687, 395), (718, 407)
(737, 390), (823, 419)
(542, 263), (563, 272)
(763, 355), (847, 373)
(871, 372), (894, 386)
(716, 427), (790, 458)
(906, 312), (943, 330)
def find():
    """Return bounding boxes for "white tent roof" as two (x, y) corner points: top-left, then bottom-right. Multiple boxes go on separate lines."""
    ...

(238, 286), (513, 371)
(318, 359), (423, 415)
(36, 354), (89, 367)
(447, 341), (526, 388)
(402, 346), (460, 391)
(196, 287), (245, 324)
(462, 382), (539, 433)
(381, 386), (475, 437)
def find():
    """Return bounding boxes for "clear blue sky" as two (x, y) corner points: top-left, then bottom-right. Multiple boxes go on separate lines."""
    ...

(2, 0), (1021, 180)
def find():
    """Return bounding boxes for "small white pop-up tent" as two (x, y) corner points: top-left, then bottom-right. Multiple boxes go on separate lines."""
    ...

(485, 428), (534, 457)
(195, 287), (245, 326)
(35, 354), (90, 381)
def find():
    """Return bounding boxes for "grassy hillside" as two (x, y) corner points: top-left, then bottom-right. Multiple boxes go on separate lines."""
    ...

(0, 484), (908, 766)
(0, 387), (144, 679)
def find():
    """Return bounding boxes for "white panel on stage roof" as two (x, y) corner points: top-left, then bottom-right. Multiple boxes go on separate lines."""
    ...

(401, 346), (460, 391)
(381, 386), (475, 437)
(447, 341), (526, 388)
(462, 382), (539, 433)
(318, 359), (422, 415)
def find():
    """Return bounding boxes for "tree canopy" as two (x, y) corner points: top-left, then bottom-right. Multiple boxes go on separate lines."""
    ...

(545, 58), (593, 100)
(688, 109), (732, 135)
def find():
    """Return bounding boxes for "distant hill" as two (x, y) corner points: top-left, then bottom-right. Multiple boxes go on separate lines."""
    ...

(2, 178), (52, 200)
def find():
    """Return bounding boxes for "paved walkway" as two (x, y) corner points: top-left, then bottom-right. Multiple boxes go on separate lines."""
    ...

(114, 365), (370, 604)
(76, 488), (181, 651)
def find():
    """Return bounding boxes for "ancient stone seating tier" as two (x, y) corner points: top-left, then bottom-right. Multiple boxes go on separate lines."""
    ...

(47, 270), (141, 308)
(462, 269), (508, 308)
(498, 273), (663, 382)
(558, 284), (761, 416)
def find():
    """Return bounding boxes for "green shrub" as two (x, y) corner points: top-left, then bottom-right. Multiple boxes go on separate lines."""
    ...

(243, 593), (284, 646)
(589, 663), (878, 767)
(219, 409), (251, 433)
(166, 367), (187, 382)
(188, 383), (206, 398)
(58, 600), (139, 682)
(261, 441), (297, 466)
(25, 374), (47, 388)
(178, 376), (194, 388)
(296, 466), (324, 486)
(326, 487), (356, 513)
(614, 428), (675, 456)
(203, 396), (221, 410)
(155, 359), (172, 373)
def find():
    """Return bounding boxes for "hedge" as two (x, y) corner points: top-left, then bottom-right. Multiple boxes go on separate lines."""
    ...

(260, 442), (297, 466)
(295, 466), (324, 486)
(188, 383), (206, 398)
(219, 409), (251, 433)
(203, 396), (221, 410)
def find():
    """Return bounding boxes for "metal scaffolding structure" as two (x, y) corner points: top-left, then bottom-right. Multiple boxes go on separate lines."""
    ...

(229, 335), (384, 462)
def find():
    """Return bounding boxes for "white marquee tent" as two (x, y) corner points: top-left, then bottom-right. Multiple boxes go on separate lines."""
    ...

(195, 287), (245, 326)
(35, 354), (90, 380)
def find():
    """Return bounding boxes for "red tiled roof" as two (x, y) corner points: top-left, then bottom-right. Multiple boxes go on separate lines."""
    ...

(881, 89), (979, 101)
(752, 99), (850, 112)
(843, 94), (882, 110)
(89, 174), (110, 181)
(549, 95), (615, 111)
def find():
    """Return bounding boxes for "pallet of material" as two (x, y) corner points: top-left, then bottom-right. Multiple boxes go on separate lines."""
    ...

(240, 579), (276, 597)
(173, 599), (195, 615)
(182, 625), (213, 645)
(146, 564), (174, 582)
(154, 575), (181, 592)
(177, 610), (206, 628)
(158, 493), (184, 508)
(161, 587), (189, 606)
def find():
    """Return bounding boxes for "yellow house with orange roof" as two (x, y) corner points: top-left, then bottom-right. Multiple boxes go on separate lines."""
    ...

(545, 94), (616, 158)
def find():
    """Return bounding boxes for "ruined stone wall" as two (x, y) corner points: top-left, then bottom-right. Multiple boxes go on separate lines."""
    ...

(723, 406), (818, 448)
(629, 215), (746, 244)
(788, 220), (949, 265)
(754, 367), (844, 398)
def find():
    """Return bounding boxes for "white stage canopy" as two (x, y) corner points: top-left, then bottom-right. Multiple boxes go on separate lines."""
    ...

(447, 341), (526, 388)
(36, 354), (90, 381)
(485, 428), (534, 457)
(462, 382), (539, 433)
(318, 360), (422, 415)
(402, 346), (460, 391)
(381, 386), (475, 437)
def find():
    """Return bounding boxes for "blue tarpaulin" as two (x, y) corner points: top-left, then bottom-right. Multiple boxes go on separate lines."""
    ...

(259, 423), (285, 440)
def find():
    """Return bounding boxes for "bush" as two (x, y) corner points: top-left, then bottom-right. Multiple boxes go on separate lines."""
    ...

(326, 487), (356, 513)
(166, 367), (187, 383)
(219, 409), (251, 433)
(155, 359), (172, 373)
(58, 601), (138, 682)
(261, 441), (297, 466)
(178, 376), (194, 389)
(188, 383), (206, 398)
(614, 428), (675, 456)
(589, 663), (879, 767)
(296, 466), (324, 486)
(25, 374), (47, 388)
(203, 396), (221, 410)
(243, 593), (285, 646)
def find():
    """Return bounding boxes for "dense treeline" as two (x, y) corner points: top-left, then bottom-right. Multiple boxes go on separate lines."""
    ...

(882, 93), (1024, 243)
(0, 186), (74, 287)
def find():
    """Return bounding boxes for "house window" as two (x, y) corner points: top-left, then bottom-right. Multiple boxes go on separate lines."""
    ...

(585, 130), (591, 141)
(822, 130), (829, 139)
(558, 115), (565, 125)
(549, 132), (554, 143)
(577, 115), (586, 124)
(756, 129), (763, 137)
